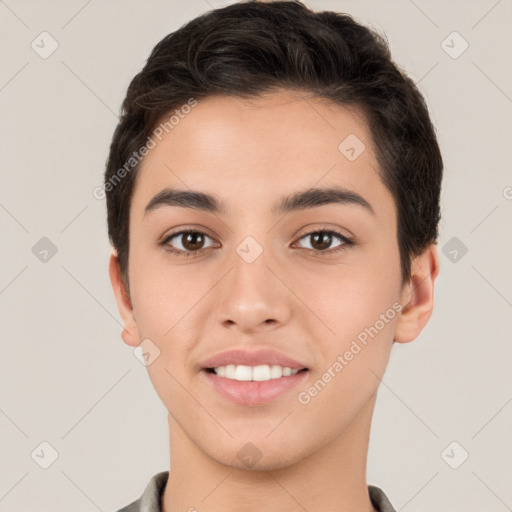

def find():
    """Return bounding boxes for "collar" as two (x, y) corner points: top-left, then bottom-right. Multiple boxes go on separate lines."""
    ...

(121, 471), (396, 512)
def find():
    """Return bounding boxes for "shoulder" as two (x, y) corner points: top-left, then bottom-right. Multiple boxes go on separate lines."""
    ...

(113, 471), (169, 512)
(115, 500), (141, 512)
(368, 485), (396, 512)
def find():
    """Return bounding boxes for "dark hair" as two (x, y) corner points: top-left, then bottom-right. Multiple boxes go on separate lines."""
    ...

(104, 0), (443, 287)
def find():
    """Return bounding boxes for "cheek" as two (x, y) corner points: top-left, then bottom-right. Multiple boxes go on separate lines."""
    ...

(293, 267), (398, 429)
(296, 239), (401, 377)
(128, 245), (190, 338)
(301, 260), (400, 342)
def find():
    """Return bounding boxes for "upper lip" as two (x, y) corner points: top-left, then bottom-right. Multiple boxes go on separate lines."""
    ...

(200, 348), (309, 371)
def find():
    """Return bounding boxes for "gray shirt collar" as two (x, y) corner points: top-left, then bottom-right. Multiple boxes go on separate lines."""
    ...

(118, 471), (396, 512)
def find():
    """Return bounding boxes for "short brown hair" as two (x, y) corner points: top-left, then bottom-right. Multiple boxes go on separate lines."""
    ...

(104, 0), (443, 286)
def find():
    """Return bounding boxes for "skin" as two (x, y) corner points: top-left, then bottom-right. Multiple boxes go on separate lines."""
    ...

(109, 89), (440, 512)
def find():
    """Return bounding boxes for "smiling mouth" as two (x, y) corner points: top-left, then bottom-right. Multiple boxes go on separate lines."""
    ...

(202, 364), (310, 405)
(204, 364), (309, 382)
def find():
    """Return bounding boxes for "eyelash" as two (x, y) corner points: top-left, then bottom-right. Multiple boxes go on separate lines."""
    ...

(160, 228), (355, 259)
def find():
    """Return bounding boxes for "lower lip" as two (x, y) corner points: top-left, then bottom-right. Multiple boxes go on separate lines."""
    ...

(202, 369), (309, 405)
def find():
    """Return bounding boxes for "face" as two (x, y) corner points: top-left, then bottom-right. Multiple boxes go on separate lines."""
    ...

(113, 90), (416, 470)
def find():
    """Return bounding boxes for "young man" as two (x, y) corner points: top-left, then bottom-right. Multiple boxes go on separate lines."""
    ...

(105, 1), (442, 511)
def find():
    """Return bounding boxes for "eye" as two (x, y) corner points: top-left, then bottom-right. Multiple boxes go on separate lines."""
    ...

(162, 229), (217, 257)
(294, 229), (354, 256)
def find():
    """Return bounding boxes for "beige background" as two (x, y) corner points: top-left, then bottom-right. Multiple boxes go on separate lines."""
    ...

(1, 0), (511, 510)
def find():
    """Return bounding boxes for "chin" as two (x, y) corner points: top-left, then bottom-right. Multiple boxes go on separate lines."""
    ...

(205, 434), (311, 472)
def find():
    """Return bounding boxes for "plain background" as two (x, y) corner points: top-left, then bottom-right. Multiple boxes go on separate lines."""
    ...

(1, 1), (511, 511)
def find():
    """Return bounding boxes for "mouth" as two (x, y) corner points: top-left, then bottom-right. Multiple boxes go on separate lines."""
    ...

(204, 364), (309, 381)
(202, 365), (310, 405)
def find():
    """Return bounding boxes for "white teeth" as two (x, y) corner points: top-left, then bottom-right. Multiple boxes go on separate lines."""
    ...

(252, 365), (270, 381)
(225, 364), (236, 379)
(270, 364), (283, 379)
(212, 364), (300, 381)
(235, 365), (252, 381)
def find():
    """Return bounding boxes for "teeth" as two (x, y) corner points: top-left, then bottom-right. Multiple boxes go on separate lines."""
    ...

(212, 364), (300, 381)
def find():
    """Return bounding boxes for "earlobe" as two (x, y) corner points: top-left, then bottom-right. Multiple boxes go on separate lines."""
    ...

(394, 244), (440, 344)
(108, 251), (141, 347)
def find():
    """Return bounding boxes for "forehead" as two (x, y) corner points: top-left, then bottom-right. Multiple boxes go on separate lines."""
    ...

(131, 90), (394, 221)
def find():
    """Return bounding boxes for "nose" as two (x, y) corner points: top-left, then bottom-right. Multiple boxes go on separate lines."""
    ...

(214, 244), (293, 334)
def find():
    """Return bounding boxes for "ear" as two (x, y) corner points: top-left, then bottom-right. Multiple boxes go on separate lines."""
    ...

(109, 251), (141, 347)
(394, 244), (440, 344)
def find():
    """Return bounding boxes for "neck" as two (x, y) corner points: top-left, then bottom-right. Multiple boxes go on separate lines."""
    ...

(162, 395), (378, 512)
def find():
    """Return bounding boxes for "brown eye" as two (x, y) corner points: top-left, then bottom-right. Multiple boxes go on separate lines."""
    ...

(181, 232), (206, 251)
(163, 230), (216, 255)
(295, 229), (354, 256)
(310, 232), (334, 250)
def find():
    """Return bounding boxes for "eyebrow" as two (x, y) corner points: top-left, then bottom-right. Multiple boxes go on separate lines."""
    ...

(143, 185), (374, 217)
